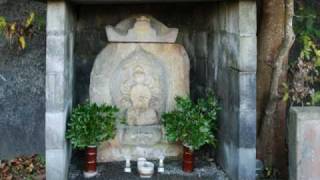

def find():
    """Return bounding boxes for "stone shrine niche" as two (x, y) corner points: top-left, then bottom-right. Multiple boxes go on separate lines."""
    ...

(89, 15), (190, 162)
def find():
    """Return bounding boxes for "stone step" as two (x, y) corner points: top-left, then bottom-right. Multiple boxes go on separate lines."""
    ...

(97, 143), (182, 162)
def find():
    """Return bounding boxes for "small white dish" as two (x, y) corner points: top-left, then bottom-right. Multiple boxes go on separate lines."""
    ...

(137, 158), (154, 178)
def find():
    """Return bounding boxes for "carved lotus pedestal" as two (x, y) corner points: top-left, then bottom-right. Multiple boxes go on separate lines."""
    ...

(89, 16), (190, 162)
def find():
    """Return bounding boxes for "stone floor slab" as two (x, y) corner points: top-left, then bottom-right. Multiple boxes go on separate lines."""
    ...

(69, 159), (228, 180)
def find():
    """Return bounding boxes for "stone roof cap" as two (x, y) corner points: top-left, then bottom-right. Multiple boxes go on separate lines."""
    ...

(106, 15), (178, 43)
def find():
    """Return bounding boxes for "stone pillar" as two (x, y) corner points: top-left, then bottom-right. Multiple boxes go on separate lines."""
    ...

(288, 107), (320, 180)
(212, 1), (257, 180)
(45, 1), (75, 180)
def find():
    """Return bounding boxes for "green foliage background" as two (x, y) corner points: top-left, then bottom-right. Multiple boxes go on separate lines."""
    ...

(287, 0), (320, 106)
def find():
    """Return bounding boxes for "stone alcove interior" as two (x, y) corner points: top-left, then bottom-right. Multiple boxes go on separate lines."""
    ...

(74, 3), (217, 104)
(74, 1), (223, 166)
(46, 1), (256, 179)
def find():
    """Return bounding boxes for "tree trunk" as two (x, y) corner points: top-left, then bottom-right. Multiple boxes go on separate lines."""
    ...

(257, 0), (295, 177)
(257, 0), (285, 164)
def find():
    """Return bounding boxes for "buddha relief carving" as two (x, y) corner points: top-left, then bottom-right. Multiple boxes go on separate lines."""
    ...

(126, 66), (158, 125)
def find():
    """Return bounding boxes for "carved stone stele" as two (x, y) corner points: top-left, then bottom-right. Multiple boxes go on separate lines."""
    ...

(89, 16), (190, 161)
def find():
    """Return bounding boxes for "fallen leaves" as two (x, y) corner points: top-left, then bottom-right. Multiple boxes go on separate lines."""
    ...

(18, 36), (26, 49)
(0, 12), (36, 50)
(0, 154), (45, 180)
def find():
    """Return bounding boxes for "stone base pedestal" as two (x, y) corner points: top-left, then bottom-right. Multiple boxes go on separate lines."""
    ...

(97, 125), (182, 161)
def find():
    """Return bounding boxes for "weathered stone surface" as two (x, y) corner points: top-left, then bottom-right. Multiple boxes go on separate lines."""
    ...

(119, 125), (162, 146)
(46, 1), (75, 180)
(238, 36), (257, 72)
(211, 2), (257, 180)
(289, 107), (320, 180)
(45, 109), (68, 150)
(239, 1), (257, 35)
(97, 142), (182, 162)
(90, 43), (190, 112)
(106, 16), (178, 43)
(46, 146), (71, 180)
(238, 147), (256, 179)
(46, 72), (67, 112)
(47, 2), (68, 33)
(0, 0), (7, 5)
(46, 35), (68, 73)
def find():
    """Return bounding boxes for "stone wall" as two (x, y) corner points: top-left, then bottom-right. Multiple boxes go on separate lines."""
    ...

(209, 2), (257, 179)
(0, 0), (46, 159)
(185, 1), (257, 179)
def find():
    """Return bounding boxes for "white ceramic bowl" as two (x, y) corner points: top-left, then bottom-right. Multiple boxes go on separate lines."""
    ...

(138, 161), (154, 178)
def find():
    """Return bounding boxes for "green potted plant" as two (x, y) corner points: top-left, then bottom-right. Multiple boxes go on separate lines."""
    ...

(66, 102), (118, 178)
(162, 93), (220, 172)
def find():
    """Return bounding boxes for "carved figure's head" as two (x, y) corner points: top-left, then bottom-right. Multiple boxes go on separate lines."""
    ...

(133, 66), (146, 84)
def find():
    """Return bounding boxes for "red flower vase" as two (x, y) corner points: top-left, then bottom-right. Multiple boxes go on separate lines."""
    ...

(84, 145), (97, 178)
(183, 146), (193, 172)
